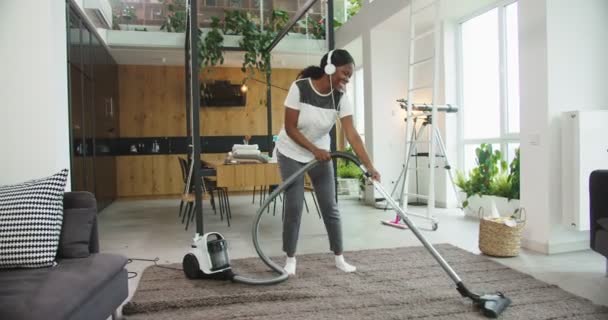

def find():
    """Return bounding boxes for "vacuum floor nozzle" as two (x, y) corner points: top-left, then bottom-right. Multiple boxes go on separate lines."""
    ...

(477, 292), (511, 318)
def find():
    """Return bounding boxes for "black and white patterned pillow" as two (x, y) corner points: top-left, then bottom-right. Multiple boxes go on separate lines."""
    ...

(0, 169), (69, 269)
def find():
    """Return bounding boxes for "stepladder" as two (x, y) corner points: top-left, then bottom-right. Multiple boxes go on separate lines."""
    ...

(381, 101), (462, 231)
(380, 0), (462, 230)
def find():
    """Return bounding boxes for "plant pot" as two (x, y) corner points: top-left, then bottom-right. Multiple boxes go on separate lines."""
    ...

(464, 195), (520, 218)
(337, 178), (360, 198)
(490, 196), (520, 218)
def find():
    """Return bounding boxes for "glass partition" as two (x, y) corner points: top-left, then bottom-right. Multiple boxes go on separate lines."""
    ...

(81, 0), (338, 38)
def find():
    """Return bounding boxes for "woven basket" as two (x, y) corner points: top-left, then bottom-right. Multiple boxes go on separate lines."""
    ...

(478, 208), (526, 257)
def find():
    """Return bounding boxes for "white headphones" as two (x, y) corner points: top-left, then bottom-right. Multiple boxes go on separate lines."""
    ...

(324, 50), (336, 75)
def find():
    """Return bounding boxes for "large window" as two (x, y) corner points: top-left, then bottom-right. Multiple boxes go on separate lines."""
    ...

(459, 1), (519, 174)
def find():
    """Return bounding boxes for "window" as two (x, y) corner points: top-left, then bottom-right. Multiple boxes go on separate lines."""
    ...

(459, 1), (519, 173)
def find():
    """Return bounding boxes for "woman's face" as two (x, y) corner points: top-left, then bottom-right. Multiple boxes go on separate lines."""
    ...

(331, 63), (354, 92)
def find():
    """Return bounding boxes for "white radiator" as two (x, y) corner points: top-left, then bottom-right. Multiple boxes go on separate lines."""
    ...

(561, 110), (608, 231)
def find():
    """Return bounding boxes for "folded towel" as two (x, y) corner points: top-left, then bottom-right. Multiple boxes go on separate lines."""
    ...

(233, 149), (261, 157)
(231, 153), (268, 163)
(232, 144), (259, 152)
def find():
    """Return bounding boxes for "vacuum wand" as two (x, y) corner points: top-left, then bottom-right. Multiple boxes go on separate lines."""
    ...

(362, 165), (511, 318)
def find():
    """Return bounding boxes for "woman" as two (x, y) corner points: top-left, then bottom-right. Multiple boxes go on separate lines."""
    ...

(275, 49), (381, 276)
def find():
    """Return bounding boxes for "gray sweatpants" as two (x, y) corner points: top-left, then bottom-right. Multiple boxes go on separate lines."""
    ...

(277, 151), (342, 256)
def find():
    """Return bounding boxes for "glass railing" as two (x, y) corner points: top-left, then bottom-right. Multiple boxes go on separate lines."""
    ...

(79, 0), (356, 39)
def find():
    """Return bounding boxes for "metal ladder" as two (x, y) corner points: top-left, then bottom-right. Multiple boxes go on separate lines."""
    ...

(381, 0), (460, 231)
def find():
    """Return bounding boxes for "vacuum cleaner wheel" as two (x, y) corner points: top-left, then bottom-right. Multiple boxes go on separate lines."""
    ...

(183, 253), (201, 279)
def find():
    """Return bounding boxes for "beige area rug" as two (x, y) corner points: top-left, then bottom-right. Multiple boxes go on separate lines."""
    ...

(123, 244), (608, 319)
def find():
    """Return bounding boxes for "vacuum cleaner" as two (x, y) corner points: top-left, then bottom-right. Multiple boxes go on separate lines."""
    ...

(182, 152), (511, 317)
(183, 232), (235, 280)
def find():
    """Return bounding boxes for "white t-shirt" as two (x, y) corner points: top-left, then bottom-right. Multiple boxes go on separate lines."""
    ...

(276, 78), (353, 163)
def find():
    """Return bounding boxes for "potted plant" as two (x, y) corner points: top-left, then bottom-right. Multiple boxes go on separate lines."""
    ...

(337, 147), (363, 198)
(160, 0), (187, 33)
(455, 144), (520, 218)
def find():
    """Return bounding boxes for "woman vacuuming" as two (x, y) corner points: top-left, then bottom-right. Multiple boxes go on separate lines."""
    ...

(275, 49), (381, 276)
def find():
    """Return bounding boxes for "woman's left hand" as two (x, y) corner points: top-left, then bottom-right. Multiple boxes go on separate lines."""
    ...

(368, 167), (381, 182)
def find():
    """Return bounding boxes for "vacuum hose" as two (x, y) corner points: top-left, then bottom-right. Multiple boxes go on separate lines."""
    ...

(232, 152), (366, 285)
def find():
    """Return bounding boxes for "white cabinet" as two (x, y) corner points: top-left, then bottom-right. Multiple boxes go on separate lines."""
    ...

(561, 110), (608, 231)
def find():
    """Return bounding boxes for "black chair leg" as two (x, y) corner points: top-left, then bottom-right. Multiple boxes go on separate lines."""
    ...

(252, 186), (256, 204)
(185, 203), (195, 230)
(303, 196), (310, 213)
(178, 200), (184, 218)
(267, 187), (272, 214)
(311, 191), (321, 219)
(181, 202), (191, 224)
(223, 188), (231, 227)
(259, 186), (266, 207)
(209, 191), (217, 214)
(220, 188), (226, 221)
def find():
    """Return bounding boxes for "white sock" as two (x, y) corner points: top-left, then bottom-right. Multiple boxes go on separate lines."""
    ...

(284, 256), (296, 275)
(335, 255), (356, 273)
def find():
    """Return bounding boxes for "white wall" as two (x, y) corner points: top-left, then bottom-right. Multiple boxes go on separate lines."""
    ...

(0, 1), (71, 187)
(519, 0), (608, 253)
(336, 1), (411, 201)
(368, 10), (411, 197)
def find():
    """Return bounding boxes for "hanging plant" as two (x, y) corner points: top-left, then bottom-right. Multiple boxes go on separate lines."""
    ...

(198, 16), (224, 71)
(197, 16), (225, 104)
(301, 16), (343, 40)
(221, 9), (290, 106)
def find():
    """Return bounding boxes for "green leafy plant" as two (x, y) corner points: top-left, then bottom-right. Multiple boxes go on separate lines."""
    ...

(161, 0), (187, 33)
(225, 10), (289, 77)
(337, 146), (363, 179)
(471, 144), (507, 196)
(347, 0), (363, 19)
(455, 144), (520, 208)
(198, 17), (224, 71)
(303, 16), (343, 40)
(508, 148), (520, 200)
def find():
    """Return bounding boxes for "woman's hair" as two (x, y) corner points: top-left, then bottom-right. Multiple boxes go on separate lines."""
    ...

(297, 49), (355, 79)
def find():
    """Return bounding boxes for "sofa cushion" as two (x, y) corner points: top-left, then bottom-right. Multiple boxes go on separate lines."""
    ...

(596, 218), (608, 231)
(58, 207), (95, 258)
(0, 253), (128, 320)
(0, 169), (68, 269)
(593, 229), (608, 258)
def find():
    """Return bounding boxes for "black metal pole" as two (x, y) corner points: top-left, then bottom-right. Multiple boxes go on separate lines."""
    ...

(327, 0), (338, 202)
(184, 14), (192, 142)
(327, 0), (335, 50)
(266, 67), (273, 157)
(188, 0), (204, 234)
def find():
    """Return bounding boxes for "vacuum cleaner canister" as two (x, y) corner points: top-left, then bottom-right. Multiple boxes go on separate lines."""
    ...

(183, 232), (234, 280)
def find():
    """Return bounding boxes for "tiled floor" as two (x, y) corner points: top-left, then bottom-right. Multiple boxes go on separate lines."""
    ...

(98, 193), (608, 317)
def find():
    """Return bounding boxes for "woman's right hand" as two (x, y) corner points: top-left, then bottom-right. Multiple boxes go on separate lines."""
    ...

(312, 148), (331, 162)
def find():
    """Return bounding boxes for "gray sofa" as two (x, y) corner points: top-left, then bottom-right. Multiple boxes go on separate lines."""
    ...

(0, 192), (128, 320)
(590, 170), (608, 275)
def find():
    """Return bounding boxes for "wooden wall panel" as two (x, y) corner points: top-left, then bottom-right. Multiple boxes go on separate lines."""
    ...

(118, 65), (299, 137)
(116, 155), (183, 197)
(116, 154), (254, 197)
(117, 65), (299, 197)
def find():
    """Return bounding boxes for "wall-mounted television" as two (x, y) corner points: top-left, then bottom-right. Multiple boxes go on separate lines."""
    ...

(200, 80), (246, 107)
